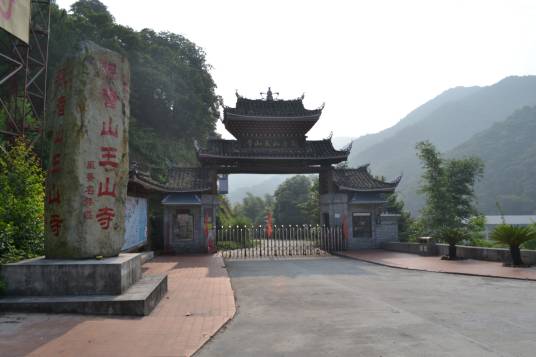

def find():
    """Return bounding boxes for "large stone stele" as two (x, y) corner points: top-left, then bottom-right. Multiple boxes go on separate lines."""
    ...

(45, 42), (130, 259)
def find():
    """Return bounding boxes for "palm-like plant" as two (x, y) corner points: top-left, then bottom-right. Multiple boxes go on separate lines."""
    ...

(491, 224), (536, 266)
(437, 227), (468, 260)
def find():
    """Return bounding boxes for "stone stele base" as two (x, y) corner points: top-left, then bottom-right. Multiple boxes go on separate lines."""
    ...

(0, 253), (167, 316)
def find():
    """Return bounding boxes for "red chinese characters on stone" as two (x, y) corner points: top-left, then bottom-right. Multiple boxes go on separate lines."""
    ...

(50, 214), (63, 236)
(55, 68), (70, 90)
(53, 130), (63, 144)
(96, 207), (115, 230)
(56, 96), (66, 116)
(83, 210), (93, 220)
(100, 117), (118, 137)
(102, 87), (119, 109)
(100, 59), (117, 80)
(85, 185), (95, 195)
(47, 185), (61, 205)
(82, 196), (94, 207)
(87, 172), (95, 182)
(98, 177), (116, 198)
(99, 146), (119, 170)
(50, 153), (61, 174)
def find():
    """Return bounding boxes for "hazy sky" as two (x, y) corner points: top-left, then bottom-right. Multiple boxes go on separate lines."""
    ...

(56, 0), (536, 140)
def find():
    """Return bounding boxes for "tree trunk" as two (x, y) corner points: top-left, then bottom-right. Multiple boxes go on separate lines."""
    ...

(510, 245), (523, 266)
(448, 243), (457, 260)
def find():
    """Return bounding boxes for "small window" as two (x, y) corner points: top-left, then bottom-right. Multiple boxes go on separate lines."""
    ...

(173, 209), (194, 241)
(353, 213), (372, 238)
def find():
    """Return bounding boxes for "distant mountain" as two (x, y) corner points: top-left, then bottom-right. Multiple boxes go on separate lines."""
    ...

(348, 86), (481, 160)
(448, 106), (536, 214)
(227, 174), (292, 204)
(347, 76), (536, 214)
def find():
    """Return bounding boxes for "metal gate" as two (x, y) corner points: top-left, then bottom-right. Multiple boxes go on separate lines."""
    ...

(216, 225), (347, 259)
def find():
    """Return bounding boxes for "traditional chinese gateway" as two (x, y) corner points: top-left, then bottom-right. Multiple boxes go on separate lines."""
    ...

(129, 88), (401, 253)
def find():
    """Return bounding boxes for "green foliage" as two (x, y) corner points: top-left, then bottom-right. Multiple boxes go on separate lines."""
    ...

(48, 0), (220, 172)
(0, 100), (41, 147)
(273, 176), (312, 225)
(216, 239), (258, 250)
(407, 219), (428, 242)
(465, 214), (486, 244)
(217, 195), (253, 227)
(0, 139), (45, 264)
(491, 224), (536, 265)
(386, 193), (412, 241)
(466, 238), (505, 249)
(299, 176), (320, 225)
(0, 277), (5, 295)
(436, 227), (469, 246)
(233, 193), (274, 226)
(416, 141), (483, 235)
(491, 224), (536, 247)
(522, 239), (536, 250)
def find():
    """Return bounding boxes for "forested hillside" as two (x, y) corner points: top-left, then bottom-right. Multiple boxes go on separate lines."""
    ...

(347, 85), (481, 162)
(348, 76), (536, 214)
(47, 0), (220, 175)
(449, 106), (536, 214)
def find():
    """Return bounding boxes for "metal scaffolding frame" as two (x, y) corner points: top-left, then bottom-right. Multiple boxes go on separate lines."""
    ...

(0, 0), (51, 140)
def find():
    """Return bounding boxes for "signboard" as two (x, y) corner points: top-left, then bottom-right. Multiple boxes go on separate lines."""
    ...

(217, 174), (228, 194)
(0, 0), (31, 43)
(123, 196), (148, 251)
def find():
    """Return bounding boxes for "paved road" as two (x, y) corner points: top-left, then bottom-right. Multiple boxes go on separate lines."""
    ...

(197, 256), (536, 357)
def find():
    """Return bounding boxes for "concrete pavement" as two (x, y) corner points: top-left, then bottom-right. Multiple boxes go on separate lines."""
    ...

(197, 256), (536, 357)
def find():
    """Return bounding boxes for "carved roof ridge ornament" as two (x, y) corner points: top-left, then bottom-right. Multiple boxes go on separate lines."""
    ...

(260, 87), (279, 101)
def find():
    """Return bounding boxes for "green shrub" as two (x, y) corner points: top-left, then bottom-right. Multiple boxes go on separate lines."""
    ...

(407, 219), (428, 242)
(522, 239), (536, 250)
(466, 238), (506, 248)
(0, 277), (6, 295)
(0, 138), (45, 264)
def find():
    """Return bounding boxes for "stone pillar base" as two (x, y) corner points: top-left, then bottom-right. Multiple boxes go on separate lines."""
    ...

(0, 253), (167, 316)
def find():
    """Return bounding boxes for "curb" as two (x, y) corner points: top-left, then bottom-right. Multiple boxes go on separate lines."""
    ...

(333, 252), (536, 282)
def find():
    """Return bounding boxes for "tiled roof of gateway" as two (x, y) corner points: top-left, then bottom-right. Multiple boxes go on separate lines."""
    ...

(197, 139), (348, 160)
(333, 166), (401, 192)
(129, 167), (212, 193)
(225, 97), (322, 118)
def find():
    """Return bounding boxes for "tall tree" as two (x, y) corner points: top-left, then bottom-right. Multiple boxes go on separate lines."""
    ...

(299, 176), (320, 225)
(273, 176), (312, 225)
(236, 193), (274, 226)
(416, 141), (483, 258)
(385, 193), (412, 241)
(47, 0), (220, 172)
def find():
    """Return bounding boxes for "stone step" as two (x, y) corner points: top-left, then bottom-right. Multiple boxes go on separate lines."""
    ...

(0, 274), (167, 316)
(140, 251), (155, 264)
